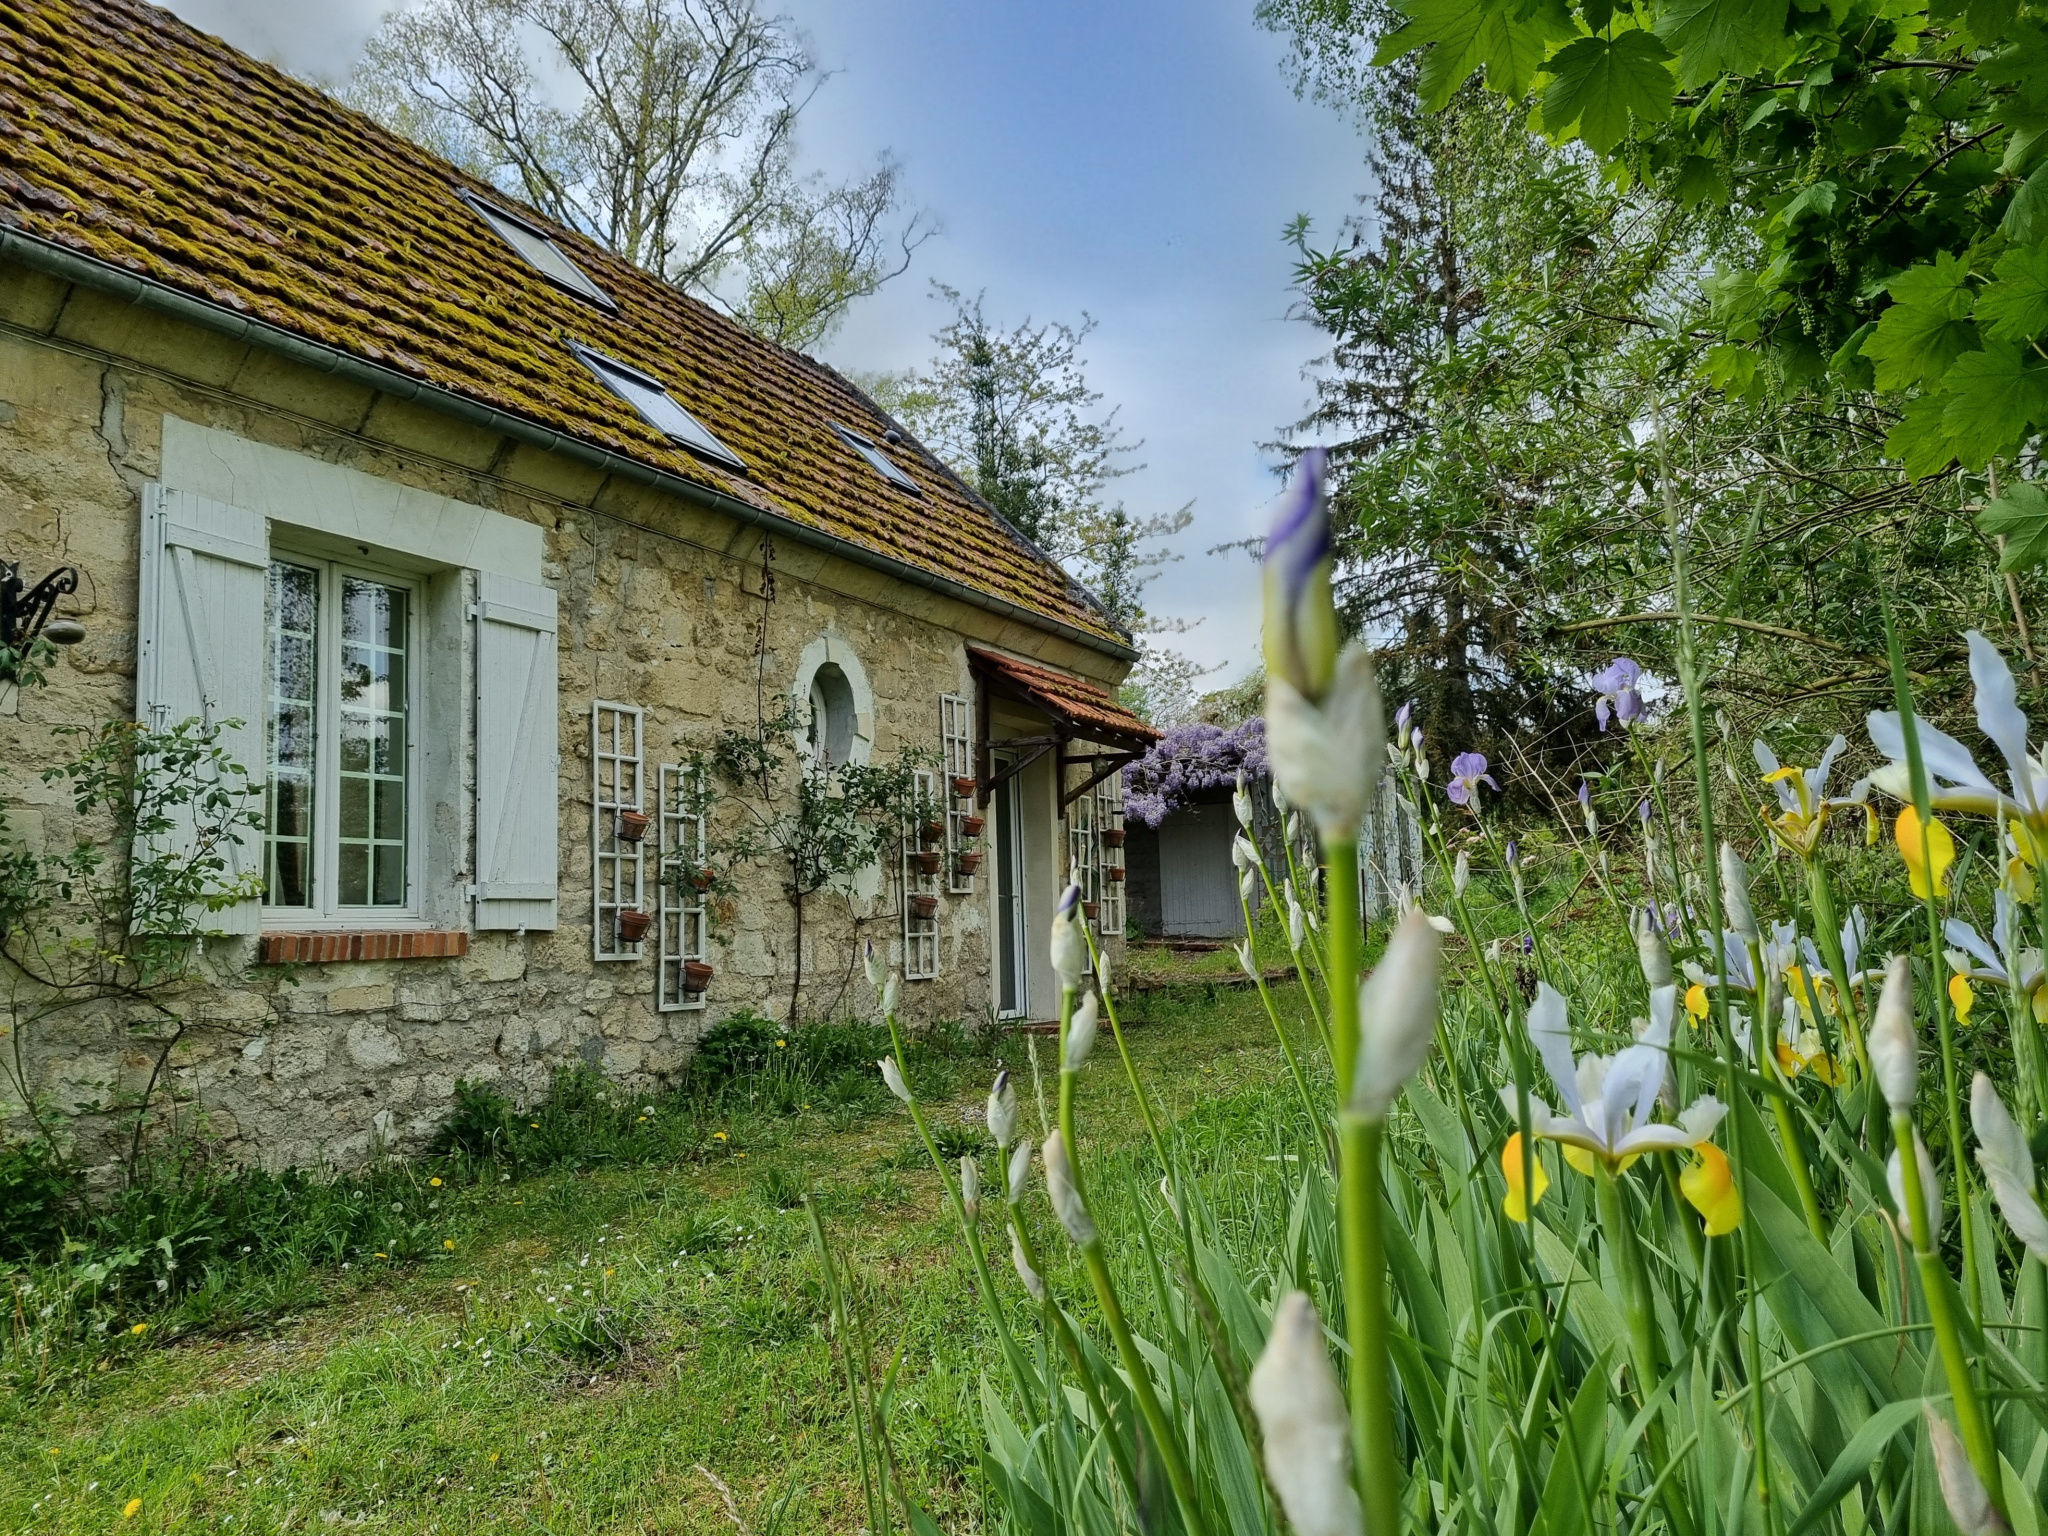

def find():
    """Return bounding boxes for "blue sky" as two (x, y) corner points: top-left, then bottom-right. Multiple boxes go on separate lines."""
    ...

(162, 0), (1370, 687)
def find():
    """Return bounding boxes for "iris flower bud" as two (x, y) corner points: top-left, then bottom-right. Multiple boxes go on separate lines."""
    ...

(1233, 772), (1254, 829)
(1249, 1291), (1362, 1536)
(863, 939), (887, 990)
(1719, 843), (1757, 942)
(1453, 848), (1469, 897)
(1095, 945), (1112, 992)
(987, 1070), (1017, 1148)
(1888, 1128), (1942, 1234)
(1348, 909), (1441, 1118)
(1232, 832), (1261, 870)
(881, 971), (901, 1018)
(1633, 907), (1673, 988)
(1050, 884), (1088, 985)
(878, 1057), (912, 1104)
(1042, 1131), (1096, 1245)
(1871, 955), (1918, 1112)
(1262, 448), (1340, 703)
(1065, 991), (1099, 1070)
(1267, 645), (1387, 841)
(1009, 1228), (1046, 1301)
(1007, 1137), (1033, 1203)
(1925, 1407), (2004, 1536)
(960, 1155), (980, 1221)
(1973, 1073), (2048, 1263)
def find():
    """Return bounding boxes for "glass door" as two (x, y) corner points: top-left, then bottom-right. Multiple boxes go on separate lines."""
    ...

(994, 756), (1026, 1019)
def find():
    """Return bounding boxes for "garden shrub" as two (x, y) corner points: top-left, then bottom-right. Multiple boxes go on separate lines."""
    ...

(0, 1137), (76, 1262)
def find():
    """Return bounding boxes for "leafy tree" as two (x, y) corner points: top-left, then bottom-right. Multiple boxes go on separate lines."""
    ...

(861, 284), (1203, 720)
(1260, 0), (2029, 766)
(347, 0), (928, 348)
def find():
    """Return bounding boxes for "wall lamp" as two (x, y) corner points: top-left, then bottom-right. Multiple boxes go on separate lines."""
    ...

(1, 560), (86, 677)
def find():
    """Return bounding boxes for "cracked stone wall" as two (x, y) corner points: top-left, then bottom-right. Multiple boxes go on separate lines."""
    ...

(0, 274), (1125, 1174)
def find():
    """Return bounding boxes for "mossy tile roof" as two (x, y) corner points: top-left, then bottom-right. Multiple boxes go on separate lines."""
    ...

(0, 0), (1126, 651)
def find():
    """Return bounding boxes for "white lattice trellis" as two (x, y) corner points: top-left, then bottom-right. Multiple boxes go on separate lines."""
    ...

(591, 701), (644, 960)
(942, 693), (976, 894)
(1096, 769), (1125, 935)
(903, 767), (940, 980)
(657, 763), (708, 1011)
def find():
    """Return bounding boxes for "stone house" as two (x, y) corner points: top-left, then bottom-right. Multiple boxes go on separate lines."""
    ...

(0, 0), (1157, 1169)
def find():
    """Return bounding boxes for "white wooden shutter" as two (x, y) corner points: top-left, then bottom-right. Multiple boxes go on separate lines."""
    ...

(137, 486), (268, 935)
(474, 570), (559, 930)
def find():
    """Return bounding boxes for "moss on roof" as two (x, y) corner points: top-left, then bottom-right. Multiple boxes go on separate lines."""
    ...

(0, 0), (1126, 650)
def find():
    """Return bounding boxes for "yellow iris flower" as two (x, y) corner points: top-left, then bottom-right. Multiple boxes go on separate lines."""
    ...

(1950, 973), (1975, 1022)
(1680, 1143), (1743, 1235)
(1500, 1132), (1551, 1222)
(1684, 983), (1710, 1023)
(1895, 806), (1956, 899)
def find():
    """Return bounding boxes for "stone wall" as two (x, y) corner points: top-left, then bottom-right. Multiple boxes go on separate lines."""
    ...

(0, 268), (1123, 1173)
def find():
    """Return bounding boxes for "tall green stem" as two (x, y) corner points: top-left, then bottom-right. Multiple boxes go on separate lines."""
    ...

(1893, 1112), (2006, 1516)
(1328, 838), (1362, 1100)
(1340, 1112), (1402, 1536)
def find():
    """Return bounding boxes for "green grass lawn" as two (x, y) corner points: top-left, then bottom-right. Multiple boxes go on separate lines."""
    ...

(0, 981), (1306, 1534)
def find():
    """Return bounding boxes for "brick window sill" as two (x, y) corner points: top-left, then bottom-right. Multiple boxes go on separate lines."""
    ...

(259, 930), (471, 964)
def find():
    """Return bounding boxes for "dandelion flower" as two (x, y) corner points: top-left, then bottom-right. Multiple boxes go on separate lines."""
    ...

(444, 1239), (456, 1251)
(123, 1499), (141, 1519)
(130, 1322), (147, 1335)
(429, 1177), (442, 1187)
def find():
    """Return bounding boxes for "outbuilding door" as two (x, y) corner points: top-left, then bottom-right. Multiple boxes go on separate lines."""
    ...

(1157, 803), (1244, 938)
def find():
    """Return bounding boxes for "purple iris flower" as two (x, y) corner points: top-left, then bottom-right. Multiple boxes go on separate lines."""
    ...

(1445, 752), (1498, 808)
(1504, 839), (1519, 867)
(1591, 657), (1645, 732)
(1577, 780), (1591, 811)
(1395, 700), (1414, 732)
(1637, 797), (1653, 825)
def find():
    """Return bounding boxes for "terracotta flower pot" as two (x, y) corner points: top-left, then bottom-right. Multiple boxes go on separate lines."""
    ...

(919, 818), (946, 843)
(958, 815), (985, 838)
(916, 849), (944, 876)
(956, 851), (984, 876)
(682, 959), (714, 993)
(615, 809), (652, 842)
(909, 893), (939, 919)
(615, 907), (654, 943)
(1082, 900), (1100, 921)
(951, 775), (979, 798)
(687, 869), (717, 892)
(1099, 827), (1125, 848)
(1105, 865), (1125, 882)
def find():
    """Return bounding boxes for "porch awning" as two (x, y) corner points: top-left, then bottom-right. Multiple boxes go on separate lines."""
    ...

(968, 648), (1161, 753)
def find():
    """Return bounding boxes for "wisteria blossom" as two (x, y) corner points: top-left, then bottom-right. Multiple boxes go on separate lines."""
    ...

(1591, 657), (1645, 731)
(1122, 718), (1268, 828)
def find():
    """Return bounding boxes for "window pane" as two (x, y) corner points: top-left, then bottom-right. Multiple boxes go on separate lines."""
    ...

(264, 561), (319, 907)
(337, 576), (409, 908)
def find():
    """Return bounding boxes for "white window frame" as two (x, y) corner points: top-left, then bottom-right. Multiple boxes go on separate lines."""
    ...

(942, 693), (976, 894)
(1097, 769), (1125, 936)
(657, 763), (709, 1010)
(260, 547), (426, 927)
(1068, 779), (1097, 924)
(592, 701), (645, 960)
(903, 767), (940, 981)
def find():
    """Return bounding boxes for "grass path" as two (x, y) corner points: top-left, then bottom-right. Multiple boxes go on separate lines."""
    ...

(1, 977), (1300, 1534)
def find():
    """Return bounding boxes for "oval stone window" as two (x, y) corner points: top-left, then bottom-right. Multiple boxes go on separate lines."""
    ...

(808, 661), (858, 768)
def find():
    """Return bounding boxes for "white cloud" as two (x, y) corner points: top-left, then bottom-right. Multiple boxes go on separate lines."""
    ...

(156, 0), (398, 81)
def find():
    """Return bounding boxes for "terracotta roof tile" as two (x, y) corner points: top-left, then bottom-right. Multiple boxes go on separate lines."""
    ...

(0, 0), (1126, 650)
(970, 648), (1160, 749)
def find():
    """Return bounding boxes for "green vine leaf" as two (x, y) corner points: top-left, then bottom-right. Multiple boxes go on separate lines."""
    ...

(1860, 253), (1979, 392)
(1978, 480), (2048, 572)
(1540, 31), (1676, 156)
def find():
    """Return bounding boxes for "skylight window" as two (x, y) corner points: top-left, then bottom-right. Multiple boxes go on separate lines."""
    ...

(569, 341), (745, 470)
(460, 190), (614, 310)
(832, 423), (922, 495)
